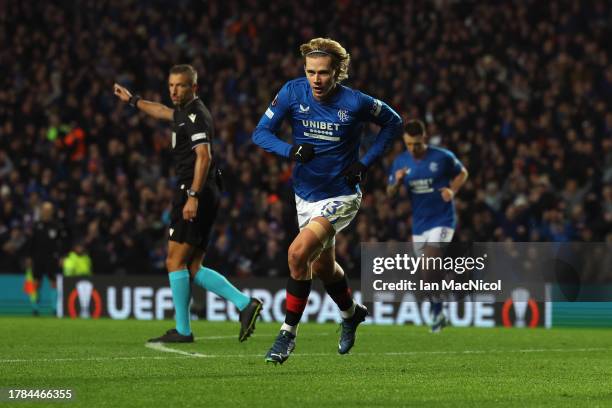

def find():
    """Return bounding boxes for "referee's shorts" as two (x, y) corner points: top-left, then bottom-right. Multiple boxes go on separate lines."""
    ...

(168, 182), (219, 250)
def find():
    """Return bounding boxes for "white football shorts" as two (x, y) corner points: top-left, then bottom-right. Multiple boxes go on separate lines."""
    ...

(295, 192), (362, 249)
(412, 226), (455, 255)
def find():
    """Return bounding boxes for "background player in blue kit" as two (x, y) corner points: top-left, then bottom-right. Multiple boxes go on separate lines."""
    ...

(253, 38), (402, 364)
(387, 119), (468, 332)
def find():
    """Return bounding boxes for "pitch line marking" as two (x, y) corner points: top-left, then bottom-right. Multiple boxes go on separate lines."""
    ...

(195, 333), (329, 341)
(145, 342), (210, 358)
(1, 347), (610, 364)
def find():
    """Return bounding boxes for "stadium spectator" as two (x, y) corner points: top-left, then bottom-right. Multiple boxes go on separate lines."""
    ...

(0, 0), (609, 281)
(62, 243), (93, 277)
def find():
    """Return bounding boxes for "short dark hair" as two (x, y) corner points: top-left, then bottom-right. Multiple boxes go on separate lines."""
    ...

(169, 64), (198, 85)
(405, 119), (426, 137)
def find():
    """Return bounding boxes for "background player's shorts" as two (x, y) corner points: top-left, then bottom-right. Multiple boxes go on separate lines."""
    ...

(169, 183), (219, 250)
(412, 226), (455, 255)
(295, 192), (362, 249)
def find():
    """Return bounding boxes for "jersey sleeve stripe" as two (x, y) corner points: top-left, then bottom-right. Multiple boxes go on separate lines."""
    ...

(191, 132), (207, 141)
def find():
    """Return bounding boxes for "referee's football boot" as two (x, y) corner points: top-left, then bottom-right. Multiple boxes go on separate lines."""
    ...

(239, 297), (263, 342)
(147, 328), (194, 343)
(264, 330), (296, 365)
(430, 301), (447, 333)
(338, 304), (368, 355)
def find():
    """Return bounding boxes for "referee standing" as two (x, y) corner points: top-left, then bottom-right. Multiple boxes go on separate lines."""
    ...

(27, 202), (67, 315)
(113, 65), (261, 343)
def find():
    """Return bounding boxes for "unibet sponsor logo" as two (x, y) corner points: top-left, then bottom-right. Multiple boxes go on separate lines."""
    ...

(301, 120), (340, 131)
(301, 120), (341, 141)
(409, 178), (434, 194)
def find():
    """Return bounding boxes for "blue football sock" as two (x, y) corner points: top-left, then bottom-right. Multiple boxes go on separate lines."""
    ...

(431, 301), (443, 315)
(193, 266), (250, 311)
(168, 269), (191, 336)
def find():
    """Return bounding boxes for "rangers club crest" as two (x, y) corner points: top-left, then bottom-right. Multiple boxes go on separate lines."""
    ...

(338, 109), (349, 122)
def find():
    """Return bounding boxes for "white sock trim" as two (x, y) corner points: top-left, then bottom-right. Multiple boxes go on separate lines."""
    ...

(340, 301), (356, 319)
(280, 323), (298, 335)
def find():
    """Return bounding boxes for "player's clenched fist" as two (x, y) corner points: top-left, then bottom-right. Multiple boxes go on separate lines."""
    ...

(290, 143), (315, 163)
(341, 161), (367, 187)
(439, 187), (454, 202)
(394, 167), (409, 184)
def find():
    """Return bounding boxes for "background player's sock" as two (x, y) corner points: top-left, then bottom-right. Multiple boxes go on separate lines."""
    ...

(193, 266), (250, 311)
(284, 277), (312, 333)
(431, 300), (443, 316)
(169, 269), (191, 336)
(324, 275), (356, 319)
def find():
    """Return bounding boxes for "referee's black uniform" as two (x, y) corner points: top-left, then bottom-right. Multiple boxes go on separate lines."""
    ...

(169, 97), (220, 249)
(29, 220), (67, 282)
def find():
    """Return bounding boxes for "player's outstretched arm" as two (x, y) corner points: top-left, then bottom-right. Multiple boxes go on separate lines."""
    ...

(113, 83), (174, 121)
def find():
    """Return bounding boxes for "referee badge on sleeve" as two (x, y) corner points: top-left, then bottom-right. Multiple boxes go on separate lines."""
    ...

(191, 132), (207, 142)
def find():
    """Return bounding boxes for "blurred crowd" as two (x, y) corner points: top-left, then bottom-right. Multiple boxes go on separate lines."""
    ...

(1, 0), (611, 277)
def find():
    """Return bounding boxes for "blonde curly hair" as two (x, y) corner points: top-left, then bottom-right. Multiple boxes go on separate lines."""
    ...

(299, 38), (350, 82)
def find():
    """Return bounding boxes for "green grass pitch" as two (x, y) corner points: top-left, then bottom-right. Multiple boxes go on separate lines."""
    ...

(1, 317), (611, 407)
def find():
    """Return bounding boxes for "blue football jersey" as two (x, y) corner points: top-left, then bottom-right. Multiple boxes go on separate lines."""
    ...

(253, 77), (402, 201)
(388, 146), (464, 235)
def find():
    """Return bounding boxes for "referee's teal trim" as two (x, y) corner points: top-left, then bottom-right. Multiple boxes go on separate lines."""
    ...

(194, 266), (250, 311)
(168, 269), (191, 336)
(169, 269), (190, 281)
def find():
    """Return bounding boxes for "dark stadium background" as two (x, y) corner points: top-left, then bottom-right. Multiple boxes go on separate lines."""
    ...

(1, 0), (610, 279)
(1, 3), (612, 406)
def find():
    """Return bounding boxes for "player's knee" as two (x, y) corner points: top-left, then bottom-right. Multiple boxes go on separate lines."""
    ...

(424, 245), (442, 258)
(310, 256), (332, 276)
(311, 260), (339, 283)
(288, 244), (306, 267)
(288, 243), (309, 275)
